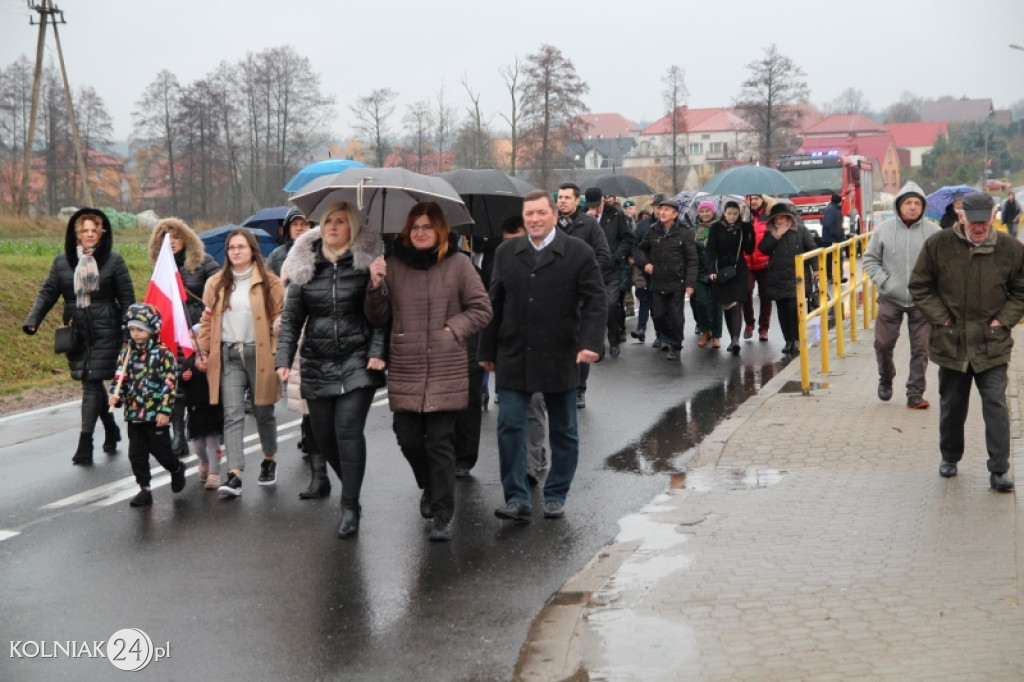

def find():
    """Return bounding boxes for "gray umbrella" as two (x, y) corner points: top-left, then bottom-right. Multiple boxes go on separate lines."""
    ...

(290, 167), (473, 232)
(700, 165), (800, 196)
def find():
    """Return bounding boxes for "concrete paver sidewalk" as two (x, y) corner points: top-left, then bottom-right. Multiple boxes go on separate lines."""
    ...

(519, 330), (1024, 681)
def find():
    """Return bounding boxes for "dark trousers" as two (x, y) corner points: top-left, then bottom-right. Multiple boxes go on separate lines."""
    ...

(743, 269), (773, 332)
(127, 421), (180, 488)
(307, 388), (375, 507)
(938, 364), (1010, 474)
(454, 358), (484, 471)
(393, 411), (459, 521)
(605, 280), (622, 347)
(874, 297), (930, 397)
(497, 388), (578, 507)
(635, 286), (653, 334)
(81, 380), (107, 435)
(652, 289), (688, 349)
(775, 298), (799, 342)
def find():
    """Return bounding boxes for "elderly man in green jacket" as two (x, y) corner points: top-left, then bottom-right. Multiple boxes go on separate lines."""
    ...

(909, 192), (1024, 492)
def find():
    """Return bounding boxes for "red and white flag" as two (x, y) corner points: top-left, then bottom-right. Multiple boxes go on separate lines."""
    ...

(144, 233), (194, 357)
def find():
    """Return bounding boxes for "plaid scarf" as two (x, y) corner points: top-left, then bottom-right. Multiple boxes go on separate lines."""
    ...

(74, 245), (100, 308)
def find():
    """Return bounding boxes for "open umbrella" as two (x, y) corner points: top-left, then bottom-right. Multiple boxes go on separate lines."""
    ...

(290, 167), (472, 232)
(677, 192), (748, 227)
(584, 173), (654, 197)
(925, 184), (982, 220)
(701, 165), (800, 196)
(198, 225), (277, 266)
(241, 206), (290, 241)
(283, 159), (366, 193)
(433, 169), (534, 239)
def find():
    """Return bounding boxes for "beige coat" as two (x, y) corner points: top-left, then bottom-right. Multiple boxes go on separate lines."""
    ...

(198, 267), (285, 406)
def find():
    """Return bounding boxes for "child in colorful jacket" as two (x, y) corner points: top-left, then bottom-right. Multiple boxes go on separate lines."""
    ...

(108, 303), (186, 507)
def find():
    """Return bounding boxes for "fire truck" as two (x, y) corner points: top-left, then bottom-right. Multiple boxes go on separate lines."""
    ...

(776, 151), (874, 244)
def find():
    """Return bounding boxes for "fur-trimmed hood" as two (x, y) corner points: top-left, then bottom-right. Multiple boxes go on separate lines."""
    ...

(64, 207), (113, 267)
(149, 217), (206, 271)
(281, 225), (382, 286)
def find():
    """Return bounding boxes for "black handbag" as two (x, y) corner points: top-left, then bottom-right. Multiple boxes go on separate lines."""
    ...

(716, 233), (744, 283)
(54, 322), (83, 354)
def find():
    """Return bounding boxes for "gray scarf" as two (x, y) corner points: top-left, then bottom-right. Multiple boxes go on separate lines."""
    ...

(74, 245), (100, 308)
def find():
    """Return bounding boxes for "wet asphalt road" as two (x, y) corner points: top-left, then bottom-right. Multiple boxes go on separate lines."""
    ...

(0, 326), (793, 681)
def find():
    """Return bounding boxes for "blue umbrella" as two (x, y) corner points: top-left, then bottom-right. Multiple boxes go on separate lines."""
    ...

(198, 225), (277, 266)
(924, 184), (982, 221)
(701, 165), (800, 196)
(241, 206), (291, 241)
(283, 159), (366, 193)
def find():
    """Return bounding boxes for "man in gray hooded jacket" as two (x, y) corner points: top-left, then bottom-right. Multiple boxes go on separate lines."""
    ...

(862, 181), (940, 408)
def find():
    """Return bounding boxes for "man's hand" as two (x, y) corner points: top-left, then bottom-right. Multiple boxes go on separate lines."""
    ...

(685, 287), (694, 296)
(577, 349), (600, 364)
(644, 264), (654, 275)
(479, 361), (495, 372)
(990, 319), (1003, 328)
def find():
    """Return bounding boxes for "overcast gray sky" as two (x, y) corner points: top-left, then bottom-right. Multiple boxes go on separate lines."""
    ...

(2, 0), (1023, 144)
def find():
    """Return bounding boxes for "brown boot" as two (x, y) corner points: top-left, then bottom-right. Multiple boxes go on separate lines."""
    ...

(697, 331), (710, 347)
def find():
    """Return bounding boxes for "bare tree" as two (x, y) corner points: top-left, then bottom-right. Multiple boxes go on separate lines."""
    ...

(822, 87), (871, 115)
(74, 86), (114, 204)
(132, 69), (183, 213)
(349, 88), (397, 168)
(434, 82), (457, 172)
(734, 44), (809, 165)
(520, 44), (590, 189)
(460, 73), (492, 169)
(662, 65), (689, 194)
(0, 56), (36, 210)
(883, 91), (924, 123)
(499, 58), (522, 175)
(402, 100), (435, 173)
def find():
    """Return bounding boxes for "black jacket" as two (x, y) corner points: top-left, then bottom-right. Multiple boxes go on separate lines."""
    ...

(559, 210), (612, 276)
(706, 219), (755, 306)
(598, 204), (634, 277)
(758, 224), (819, 300)
(178, 252), (220, 325)
(23, 208), (135, 381)
(821, 201), (844, 245)
(634, 220), (698, 294)
(479, 229), (607, 394)
(275, 228), (387, 400)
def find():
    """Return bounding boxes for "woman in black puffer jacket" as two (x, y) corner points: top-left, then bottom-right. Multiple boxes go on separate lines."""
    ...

(275, 202), (387, 539)
(758, 202), (818, 355)
(23, 208), (136, 464)
(148, 217), (220, 456)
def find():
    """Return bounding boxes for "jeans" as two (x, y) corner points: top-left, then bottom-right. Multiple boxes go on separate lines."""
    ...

(497, 388), (578, 507)
(221, 343), (277, 473)
(635, 286), (652, 334)
(307, 388), (375, 506)
(127, 421), (180, 488)
(874, 297), (930, 397)
(393, 411), (458, 521)
(938, 364), (1010, 474)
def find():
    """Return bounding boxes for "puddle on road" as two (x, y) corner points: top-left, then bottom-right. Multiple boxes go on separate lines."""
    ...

(604, 361), (782, 476)
(678, 467), (787, 491)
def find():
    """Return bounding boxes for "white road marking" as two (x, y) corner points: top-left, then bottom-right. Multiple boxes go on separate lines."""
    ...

(0, 399), (81, 424)
(0, 530), (21, 542)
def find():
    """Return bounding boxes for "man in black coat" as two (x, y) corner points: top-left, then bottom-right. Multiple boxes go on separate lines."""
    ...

(479, 190), (607, 521)
(635, 197), (698, 360)
(584, 187), (634, 359)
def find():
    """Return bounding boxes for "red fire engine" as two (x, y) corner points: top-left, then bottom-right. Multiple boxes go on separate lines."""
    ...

(776, 151), (874, 244)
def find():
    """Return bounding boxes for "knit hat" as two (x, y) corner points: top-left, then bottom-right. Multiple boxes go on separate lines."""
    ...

(698, 200), (716, 213)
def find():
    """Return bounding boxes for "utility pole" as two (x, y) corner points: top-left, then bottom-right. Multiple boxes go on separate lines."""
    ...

(17, 0), (93, 215)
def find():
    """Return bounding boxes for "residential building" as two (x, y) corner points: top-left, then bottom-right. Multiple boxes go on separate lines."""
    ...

(880, 121), (948, 167)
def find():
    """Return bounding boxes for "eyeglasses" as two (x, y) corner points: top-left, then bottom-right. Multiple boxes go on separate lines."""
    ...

(226, 245), (250, 252)
(410, 224), (433, 233)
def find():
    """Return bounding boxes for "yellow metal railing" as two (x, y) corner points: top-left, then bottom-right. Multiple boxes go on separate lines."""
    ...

(794, 234), (876, 394)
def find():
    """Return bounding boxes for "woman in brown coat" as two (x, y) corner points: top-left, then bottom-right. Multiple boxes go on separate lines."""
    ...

(366, 202), (492, 541)
(196, 229), (284, 498)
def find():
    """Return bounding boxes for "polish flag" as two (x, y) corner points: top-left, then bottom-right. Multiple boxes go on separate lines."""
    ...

(144, 233), (194, 357)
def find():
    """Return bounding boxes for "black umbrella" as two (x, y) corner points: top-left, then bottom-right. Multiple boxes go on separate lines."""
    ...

(584, 173), (654, 197)
(433, 169), (535, 240)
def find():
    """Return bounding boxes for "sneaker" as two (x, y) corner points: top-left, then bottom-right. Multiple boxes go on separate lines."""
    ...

(494, 502), (531, 521)
(576, 390), (586, 409)
(429, 516), (453, 542)
(204, 472), (221, 490)
(907, 395), (930, 409)
(219, 472), (242, 498)
(258, 459), (277, 486)
(197, 461), (209, 482)
(743, 324), (754, 339)
(170, 464), (186, 494)
(759, 329), (769, 342)
(543, 501), (565, 519)
(129, 489), (153, 507)
(877, 382), (893, 402)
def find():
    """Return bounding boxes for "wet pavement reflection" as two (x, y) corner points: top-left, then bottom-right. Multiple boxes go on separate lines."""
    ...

(604, 360), (785, 475)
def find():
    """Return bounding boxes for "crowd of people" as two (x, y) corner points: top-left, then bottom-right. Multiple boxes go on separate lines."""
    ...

(21, 180), (1023, 536)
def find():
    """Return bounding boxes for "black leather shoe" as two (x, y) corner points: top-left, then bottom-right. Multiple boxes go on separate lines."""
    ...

(728, 343), (740, 355)
(428, 516), (453, 541)
(877, 382), (893, 402)
(338, 506), (360, 538)
(419, 489), (434, 519)
(609, 345), (620, 358)
(939, 461), (957, 478)
(990, 472), (1014, 492)
(494, 502), (531, 521)
(630, 330), (645, 343)
(666, 348), (680, 360)
(576, 390), (586, 409)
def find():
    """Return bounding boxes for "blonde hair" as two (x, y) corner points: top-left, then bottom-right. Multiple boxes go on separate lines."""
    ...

(319, 201), (362, 246)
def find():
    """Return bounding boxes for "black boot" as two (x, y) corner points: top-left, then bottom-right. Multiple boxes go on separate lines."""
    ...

(298, 415), (315, 460)
(100, 412), (121, 453)
(170, 412), (189, 457)
(72, 433), (93, 465)
(298, 453), (331, 500)
(338, 504), (360, 538)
